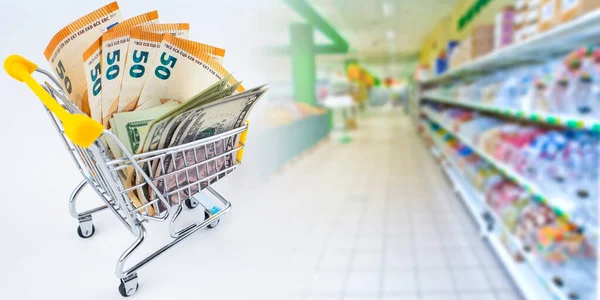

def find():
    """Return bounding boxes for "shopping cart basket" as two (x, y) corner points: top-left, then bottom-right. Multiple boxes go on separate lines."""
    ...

(5, 55), (249, 297)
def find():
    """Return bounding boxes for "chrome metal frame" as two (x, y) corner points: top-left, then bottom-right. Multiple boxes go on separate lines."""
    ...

(36, 68), (245, 296)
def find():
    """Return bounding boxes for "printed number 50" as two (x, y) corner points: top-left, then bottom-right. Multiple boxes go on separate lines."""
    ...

(106, 50), (121, 80)
(129, 50), (149, 78)
(55, 61), (73, 94)
(155, 52), (177, 80)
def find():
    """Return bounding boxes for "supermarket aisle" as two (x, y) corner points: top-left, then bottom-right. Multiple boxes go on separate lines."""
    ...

(282, 109), (523, 300)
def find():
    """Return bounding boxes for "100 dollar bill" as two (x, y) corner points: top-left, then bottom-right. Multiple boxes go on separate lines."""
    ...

(110, 101), (179, 155)
(150, 87), (268, 204)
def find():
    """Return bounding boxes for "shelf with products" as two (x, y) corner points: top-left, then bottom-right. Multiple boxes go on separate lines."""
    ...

(421, 123), (562, 300)
(423, 135), (490, 233)
(420, 119), (597, 300)
(419, 9), (600, 85)
(421, 92), (600, 131)
(421, 106), (598, 235)
(421, 45), (600, 132)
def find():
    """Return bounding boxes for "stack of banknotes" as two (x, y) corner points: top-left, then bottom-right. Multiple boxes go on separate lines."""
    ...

(44, 2), (267, 210)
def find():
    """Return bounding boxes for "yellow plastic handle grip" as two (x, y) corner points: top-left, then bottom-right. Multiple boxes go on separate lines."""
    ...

(4, 55), (103, 148)
(236, 120), (249, 163)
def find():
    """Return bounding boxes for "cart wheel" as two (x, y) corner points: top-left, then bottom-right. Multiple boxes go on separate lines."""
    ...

(184, 198), (199, 209)
(77, 224), (95, 238)
(207, 218), (220, 229)
(118, 281), (139, 297)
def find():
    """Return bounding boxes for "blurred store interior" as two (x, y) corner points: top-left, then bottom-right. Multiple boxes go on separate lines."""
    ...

(1, 0), (599, 299)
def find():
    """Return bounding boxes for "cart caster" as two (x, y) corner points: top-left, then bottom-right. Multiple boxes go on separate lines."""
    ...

(184, 198), (199, 209)
(77, 224), (95, 238)
(118, 274), (139, 297)
(208, 218), (220, 229)
(204, 211), (220, 229)
(77, 216), (95, 238)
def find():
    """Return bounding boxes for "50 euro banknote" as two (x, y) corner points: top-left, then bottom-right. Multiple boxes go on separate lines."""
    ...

(81, 10), (159, 124)
(135, 33), (239, 111)
(44, 2), (123, 115)
(118, 23), (194, 113)
(100, 10), (159, 126)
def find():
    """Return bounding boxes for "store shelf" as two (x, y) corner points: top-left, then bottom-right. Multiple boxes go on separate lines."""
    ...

(421, 107), (597, 235)
(432, 146), (489, 233)
(421, 124), (564, 300)
(424, 123), (597, 300)
(419, 10), (600, 85)
(422, 93), (600, 132)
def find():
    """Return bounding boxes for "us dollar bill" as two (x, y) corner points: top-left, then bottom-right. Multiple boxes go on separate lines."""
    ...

(136, 75), (233, 154)
(150, 87), (268, 204)
(110, 101), (179, 155)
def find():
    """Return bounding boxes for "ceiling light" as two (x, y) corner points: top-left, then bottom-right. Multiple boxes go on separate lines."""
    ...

(382, 1), (394, 17)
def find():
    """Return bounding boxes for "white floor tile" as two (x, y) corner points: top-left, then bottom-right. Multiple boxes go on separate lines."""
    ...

(496, 290), (524, 300)
(342, 294), (379, 300)
(384, 251), (415, 270)
(310, 271), (347, 294)
(326, 238), (357, 251)
(356, 236), (384, 251)
(382, 270), (417, 293)
(441, 233), (474, 249)
(413, 235), (444, 249)
(451, 268), (492, 292)
(420, 293), (459, 300)
(474, 246), (501, 269)
(344, 271), (382, 294)
(484, 268), (515, 291)
(417, 269), (455, 293)
(386, 237), (413, 252)
(415, 249), (448, 269)
(304, 296), (341, 300)
(381, 294), (418, 300)
(319, 249), (353, 271)
(351, 251), (383, 271)
(386, 223), (412, 236)
(446, 249), (481, 268)
(458, 292), (497, 300)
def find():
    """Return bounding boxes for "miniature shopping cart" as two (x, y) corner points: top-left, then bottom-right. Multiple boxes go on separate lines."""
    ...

(5, 55), (249, 297)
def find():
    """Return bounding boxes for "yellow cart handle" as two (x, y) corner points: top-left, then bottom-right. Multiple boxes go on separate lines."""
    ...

(236, 121), (249, 163)
(4, 55), (103, 148)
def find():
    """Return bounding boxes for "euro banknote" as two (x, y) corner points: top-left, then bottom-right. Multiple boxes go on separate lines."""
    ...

(82, 38), (103, 122)
(101, 11), (159, 127)
(135, 33), (240, 110)
(44, 2), (123, 115)
(118, 24), (192, 113)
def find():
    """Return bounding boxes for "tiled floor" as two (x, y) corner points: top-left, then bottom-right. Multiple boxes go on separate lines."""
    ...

(1, 108), (524, 300)
(283, 109), (524, 300)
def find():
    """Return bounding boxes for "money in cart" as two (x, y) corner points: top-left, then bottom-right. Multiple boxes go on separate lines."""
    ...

(5, 54), (265, 297)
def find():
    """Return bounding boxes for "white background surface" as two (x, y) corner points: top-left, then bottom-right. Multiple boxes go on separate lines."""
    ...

(0, 1), (295, 299)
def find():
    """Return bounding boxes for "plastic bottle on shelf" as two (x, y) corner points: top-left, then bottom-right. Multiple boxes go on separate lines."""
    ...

(563, 131), (599, 204)
(548, 78), (569, 113)
(532, 131), (569, 194)
(529, 63), (554, 112)
(517, 66), (536, 111)
(569, 72), (594, 116)
(564, 47), (600, 116)
(495, 68), (523, 109)
(546, 55), (580, 114)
